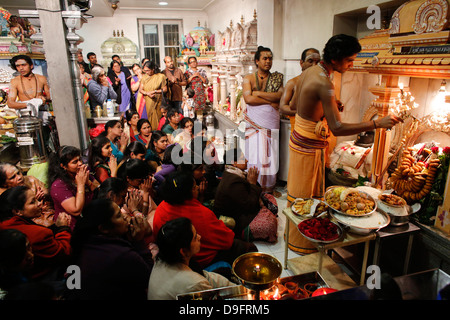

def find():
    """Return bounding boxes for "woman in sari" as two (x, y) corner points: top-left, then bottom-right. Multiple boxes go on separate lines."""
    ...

(139, 61), (168, 131)
(109, 60), (132, 112)
(131, 63), (147, 119)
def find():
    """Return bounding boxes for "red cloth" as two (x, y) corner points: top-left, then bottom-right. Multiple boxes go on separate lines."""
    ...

(157, 117), (166, 131)
(153, 199), (234, 268)
(0, 216), (71, 279)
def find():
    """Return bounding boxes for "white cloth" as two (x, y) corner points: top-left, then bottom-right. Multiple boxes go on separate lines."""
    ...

(147, 259), (234, 300)
(329, 141), (373, 179)
(22, 98), (43, 117)
(245, 104), (280, 190)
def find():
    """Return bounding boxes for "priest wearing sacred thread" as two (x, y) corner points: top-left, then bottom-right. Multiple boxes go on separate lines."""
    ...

(285, 34), (403, 254)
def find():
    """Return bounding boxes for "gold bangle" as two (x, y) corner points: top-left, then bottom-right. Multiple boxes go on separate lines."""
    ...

(77, 190), (84, 194)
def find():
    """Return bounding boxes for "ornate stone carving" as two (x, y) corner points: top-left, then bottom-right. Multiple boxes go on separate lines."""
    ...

(414, 0), (449, 34)
(211, 12), (258, 122)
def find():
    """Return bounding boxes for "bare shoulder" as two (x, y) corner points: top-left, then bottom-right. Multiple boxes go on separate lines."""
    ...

(36, 74), (48, 84)
(10, 76), (20, 86)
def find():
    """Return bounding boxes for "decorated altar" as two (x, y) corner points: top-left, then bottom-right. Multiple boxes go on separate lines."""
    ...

(336, 0), (450, 242)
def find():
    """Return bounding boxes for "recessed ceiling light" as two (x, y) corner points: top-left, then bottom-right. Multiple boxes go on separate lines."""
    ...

(159, 1), (168, 5)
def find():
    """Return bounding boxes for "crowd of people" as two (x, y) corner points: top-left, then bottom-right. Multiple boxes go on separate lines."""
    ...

(1, 33), (404, 301)
(0, 52), (280, 300)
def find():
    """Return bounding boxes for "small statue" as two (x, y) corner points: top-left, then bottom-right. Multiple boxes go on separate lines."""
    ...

(199, 35), (208, 55)
(8, 15), (25, 42)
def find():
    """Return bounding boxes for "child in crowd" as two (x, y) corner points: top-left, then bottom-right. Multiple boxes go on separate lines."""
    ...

(182, 88), (196, 119)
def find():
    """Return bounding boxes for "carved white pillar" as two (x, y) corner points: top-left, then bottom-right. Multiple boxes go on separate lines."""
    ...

(229, 70), (237, 122)
(219, 69), (228, 112)
(211, 68), (219, 111)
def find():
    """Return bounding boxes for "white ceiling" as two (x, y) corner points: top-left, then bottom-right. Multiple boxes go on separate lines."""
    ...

(1, 0), (215, 14)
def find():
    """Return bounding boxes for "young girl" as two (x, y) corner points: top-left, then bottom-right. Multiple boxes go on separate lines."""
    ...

(124, 109), (140, 144)
(88, 135), (118, 183)
(102, 120), (127, 163)
(182, 88), (195, 119)
(147, 130), (169, 170)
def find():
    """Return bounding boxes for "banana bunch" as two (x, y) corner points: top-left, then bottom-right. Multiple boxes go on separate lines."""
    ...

(389, 147), (440, 202)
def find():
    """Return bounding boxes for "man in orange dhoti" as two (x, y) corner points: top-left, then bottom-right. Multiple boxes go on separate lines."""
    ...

(286, 34), (402, 254)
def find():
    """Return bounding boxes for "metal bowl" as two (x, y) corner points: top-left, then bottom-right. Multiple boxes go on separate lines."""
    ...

(232, 252), (282, 292)
(330, 210), (390, 235)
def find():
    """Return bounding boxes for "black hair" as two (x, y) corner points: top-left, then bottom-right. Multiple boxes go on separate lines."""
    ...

(186, 87), (195, 98)
(97, 177), (127, 200)
(141, 58), (149, 65)
(0, 229), (28, 271)
(223, 147), (244, 164)
(117, 158), (151, 182)
(125, 109), (139, 124)
(110, 60), (121, 69)
(112, 54), (120, 60)
(137, 118), (151, 133)
(179, 117), (194, 129)
(9, 55), (33, 71)
(101, 120), (122, 141)
(162, 144), (181, 165)
(88, 135), (110, 171)
(254, 46), (272, 64)
(0, 188), (14, 221)
(159, 171), (195, 205)
(4, 185), (29, 212)
(322, 34), (361, 64)
(187, 56), (197, 64)
(164, 109), (179, 130)
(301, 48), (320, 61)
(149, 130), (167, 153)
(143, 60), (160, 73)
(0, 162), (16, 188)
(123, 141), (147, 160)
(47, 146), (82, 190)
(70, 198), (117, 260)
(156, 217), (193, 264)
(87, 52), (96, 59)
(131, 63), (141, 71)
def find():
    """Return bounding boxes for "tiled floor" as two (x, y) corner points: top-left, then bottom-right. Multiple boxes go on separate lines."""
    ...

(252, 184), (300, 278)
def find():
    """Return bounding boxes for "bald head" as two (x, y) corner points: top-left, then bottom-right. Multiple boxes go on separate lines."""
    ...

(300, 48), (320, 71)
(164, 56), (174, 70)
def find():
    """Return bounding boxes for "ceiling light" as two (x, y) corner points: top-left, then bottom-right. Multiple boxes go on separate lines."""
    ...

(159, 2), (168, 5)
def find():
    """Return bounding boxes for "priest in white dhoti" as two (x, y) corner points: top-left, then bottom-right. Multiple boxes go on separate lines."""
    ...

(242, 46), (284, 194)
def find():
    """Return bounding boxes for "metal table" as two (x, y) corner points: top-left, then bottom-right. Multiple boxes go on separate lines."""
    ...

(372, 222), (420, 275)
(282, 207), (376, 286)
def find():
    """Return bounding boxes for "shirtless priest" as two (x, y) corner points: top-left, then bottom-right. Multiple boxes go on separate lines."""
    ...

(286, 34), (402, 254)
(7, 54), (50, 116)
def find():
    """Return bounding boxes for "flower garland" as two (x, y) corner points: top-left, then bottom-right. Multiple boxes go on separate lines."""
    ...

(415, 146), (450, 225)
